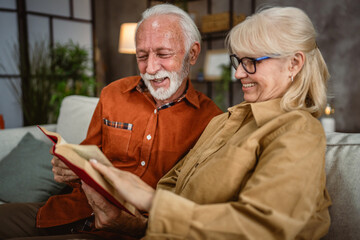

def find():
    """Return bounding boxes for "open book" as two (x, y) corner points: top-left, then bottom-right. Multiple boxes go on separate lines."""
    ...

(38, 126), (136, 216)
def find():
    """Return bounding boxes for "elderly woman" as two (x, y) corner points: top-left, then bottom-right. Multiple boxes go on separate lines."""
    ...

(84, 6), (331, 239)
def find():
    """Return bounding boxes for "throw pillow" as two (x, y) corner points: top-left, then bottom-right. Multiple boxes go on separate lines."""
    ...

(0, 132), (66, 203)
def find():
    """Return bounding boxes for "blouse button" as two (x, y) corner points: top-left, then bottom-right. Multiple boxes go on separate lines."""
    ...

(146, 134), (152, 140)
(216, 138), (224, 145)
(154, 109), (157, 114)
(141, 161), (146, 166)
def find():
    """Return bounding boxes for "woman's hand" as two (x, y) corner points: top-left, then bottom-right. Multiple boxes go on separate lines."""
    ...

(82, 181), (147, 237)
(89, 159), (155, 212)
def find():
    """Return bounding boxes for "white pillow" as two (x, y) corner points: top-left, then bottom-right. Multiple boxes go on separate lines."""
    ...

(56, 95), (99, 144)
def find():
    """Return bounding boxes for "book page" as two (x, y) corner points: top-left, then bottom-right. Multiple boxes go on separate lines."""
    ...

(38, 126), (67, 145)
(54, 145), (137, 215)
(63, 144), (112, 167)
(38, 126), (137, 215)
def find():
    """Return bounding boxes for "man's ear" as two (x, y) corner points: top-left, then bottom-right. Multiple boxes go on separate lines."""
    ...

(189, 42), (201, 65)
(290, 51), (305, 76)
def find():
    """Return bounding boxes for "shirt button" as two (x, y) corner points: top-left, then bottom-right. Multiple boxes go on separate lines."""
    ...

(146, 134), (152, 140)
(141, 161), (146, 166)
(216, 138), (224, 145)
(154, 109), (157, 114)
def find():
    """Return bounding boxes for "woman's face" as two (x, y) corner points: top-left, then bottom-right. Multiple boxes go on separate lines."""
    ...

(234, 55), (292, 103)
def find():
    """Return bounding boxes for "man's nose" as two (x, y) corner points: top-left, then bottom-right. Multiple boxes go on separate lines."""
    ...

(146, 54), (161, 75)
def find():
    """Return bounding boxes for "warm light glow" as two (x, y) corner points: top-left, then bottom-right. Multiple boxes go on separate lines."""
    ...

(324, 103), (335, 116)
(325, 105), (331, 115)
(118, 23), (137, 54)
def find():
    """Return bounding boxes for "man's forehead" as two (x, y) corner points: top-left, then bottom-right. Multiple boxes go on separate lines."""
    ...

(151, 19), (160, 29)
(141, 14), (180, 30)
(136, 16), (184, 50)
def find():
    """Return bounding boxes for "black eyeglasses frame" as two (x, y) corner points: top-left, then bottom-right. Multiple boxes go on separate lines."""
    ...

(229, 54), (271, 74)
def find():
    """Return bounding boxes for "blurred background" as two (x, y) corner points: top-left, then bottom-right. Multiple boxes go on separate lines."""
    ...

(0, 0), (359, 132)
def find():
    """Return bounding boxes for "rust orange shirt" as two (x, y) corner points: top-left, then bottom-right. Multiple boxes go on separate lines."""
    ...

(36, 76), (222, 228)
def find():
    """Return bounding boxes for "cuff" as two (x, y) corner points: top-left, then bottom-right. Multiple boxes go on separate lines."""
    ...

(146, 189), (195, 239)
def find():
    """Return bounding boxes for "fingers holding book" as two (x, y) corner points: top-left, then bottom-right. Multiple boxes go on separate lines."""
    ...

(51, 156), (80, 183)
(81, 180), (148, 236)
(89, 159), (155, 212)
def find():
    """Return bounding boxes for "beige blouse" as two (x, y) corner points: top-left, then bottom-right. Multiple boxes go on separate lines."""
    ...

(146, 98), (331, 240)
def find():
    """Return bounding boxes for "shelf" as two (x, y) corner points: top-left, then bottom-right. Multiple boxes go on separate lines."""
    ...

(201, 30), (230, 41)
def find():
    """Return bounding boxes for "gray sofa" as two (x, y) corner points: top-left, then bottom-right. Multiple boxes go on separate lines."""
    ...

(0, 95), (359, 239)
(0, 95), (99, 204)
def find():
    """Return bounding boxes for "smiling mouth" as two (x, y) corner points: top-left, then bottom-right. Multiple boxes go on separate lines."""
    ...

(242, 83), (256, 88)
(152, 77), (167, 83)
(151, 77), (170, 88)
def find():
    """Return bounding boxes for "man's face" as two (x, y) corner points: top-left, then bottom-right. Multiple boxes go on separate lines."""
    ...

(136, 15), (189, 101)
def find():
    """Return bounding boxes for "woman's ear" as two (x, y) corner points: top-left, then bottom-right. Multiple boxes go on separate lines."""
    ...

(189, 42), (201, 65)
(290, 51), (305, 75)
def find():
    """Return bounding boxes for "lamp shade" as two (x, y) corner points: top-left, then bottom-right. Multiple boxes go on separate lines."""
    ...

(118, 23), (137, 54)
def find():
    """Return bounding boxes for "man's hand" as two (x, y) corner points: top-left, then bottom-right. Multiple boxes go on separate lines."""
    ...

(81, 181), (148, 237)
(51, 156), (79, 183)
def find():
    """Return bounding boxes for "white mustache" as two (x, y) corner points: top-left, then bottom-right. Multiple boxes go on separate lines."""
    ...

(142, 71), (170, 81)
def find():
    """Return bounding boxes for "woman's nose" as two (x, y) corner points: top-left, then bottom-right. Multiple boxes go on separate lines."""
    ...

(235, 65), (248, 79)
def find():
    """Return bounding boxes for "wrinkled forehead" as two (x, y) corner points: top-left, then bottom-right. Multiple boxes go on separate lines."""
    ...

(137, 15), (184, 42)
(136, 16), (187, 55)
(138, 15), (182, 35)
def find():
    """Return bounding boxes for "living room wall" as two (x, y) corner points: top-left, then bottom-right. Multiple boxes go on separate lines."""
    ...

(95, 0), (360, 132)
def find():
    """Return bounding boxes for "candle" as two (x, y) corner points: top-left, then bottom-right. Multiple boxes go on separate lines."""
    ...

(321, 117), (335, 132)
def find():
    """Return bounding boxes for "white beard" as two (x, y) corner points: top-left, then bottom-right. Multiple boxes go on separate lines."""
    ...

(141, 56), (190, 101)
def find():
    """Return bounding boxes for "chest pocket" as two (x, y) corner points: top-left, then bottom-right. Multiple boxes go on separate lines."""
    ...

(102, 119), (133, 161)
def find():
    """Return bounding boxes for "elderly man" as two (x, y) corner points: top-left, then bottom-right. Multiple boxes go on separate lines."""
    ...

(0, 3), (222, 240)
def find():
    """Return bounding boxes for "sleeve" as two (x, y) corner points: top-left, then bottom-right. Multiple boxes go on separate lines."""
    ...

(80, 94), (103, 149)
(145, 125), (330, 240)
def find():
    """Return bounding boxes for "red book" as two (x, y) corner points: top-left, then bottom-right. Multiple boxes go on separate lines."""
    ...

(38, 125), (136, 216)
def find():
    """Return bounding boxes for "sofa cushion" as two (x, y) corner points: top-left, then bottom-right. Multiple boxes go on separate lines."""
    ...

(56, 95), (99, 144)
(0, 132), (66, 203)
(323, 132), (360, 239)
(0, 124), (57, 161)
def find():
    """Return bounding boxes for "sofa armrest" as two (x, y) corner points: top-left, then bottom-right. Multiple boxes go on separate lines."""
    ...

(0, 124), (56, 161)
(323, 132), (360, 239)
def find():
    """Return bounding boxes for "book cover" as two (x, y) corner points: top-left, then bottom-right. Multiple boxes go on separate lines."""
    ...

(37, 125), (136, 216)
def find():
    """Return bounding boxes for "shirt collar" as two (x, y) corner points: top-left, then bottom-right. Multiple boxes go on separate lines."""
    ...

(184, 78), (201, 109)
(228, 98), (284, 127)
(121, 76), (201, 109)
(121, 76), (142, 93)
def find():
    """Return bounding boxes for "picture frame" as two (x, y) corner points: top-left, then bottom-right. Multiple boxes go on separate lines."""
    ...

(204, 49), (230, 81)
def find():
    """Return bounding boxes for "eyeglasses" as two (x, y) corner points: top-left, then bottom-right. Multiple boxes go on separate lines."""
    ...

(229, 54), (271, 74)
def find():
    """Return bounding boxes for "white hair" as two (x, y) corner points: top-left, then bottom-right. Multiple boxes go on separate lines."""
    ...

(136, 3), (201, 52)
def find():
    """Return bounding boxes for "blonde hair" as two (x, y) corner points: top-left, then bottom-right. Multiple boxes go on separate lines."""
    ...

(226, 6), (329, 117)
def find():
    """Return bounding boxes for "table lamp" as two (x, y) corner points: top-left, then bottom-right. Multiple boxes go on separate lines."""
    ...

(118, 23), (137, 75)
(118, 23), (137, 54)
